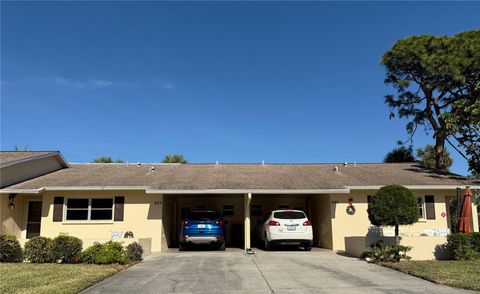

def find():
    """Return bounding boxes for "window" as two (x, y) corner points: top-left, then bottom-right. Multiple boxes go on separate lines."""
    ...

(417, 197), (424, 219)
(66, 198), (113, 221)
(251, 204), (262, 216)
(274, 211), (306, 219)
(222, 205), (235, 216)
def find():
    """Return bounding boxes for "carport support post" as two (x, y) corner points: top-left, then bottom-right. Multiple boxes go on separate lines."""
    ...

(244, 193), (252, 250)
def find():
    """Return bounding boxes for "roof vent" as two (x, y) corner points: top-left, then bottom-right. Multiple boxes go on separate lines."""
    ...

(333, 166), (339, 172)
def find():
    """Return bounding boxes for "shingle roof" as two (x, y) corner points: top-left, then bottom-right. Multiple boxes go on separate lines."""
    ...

(3, 163), (478, 191)
(0, 151), (58, 166)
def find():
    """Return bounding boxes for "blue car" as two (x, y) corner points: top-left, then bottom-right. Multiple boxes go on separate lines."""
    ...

(179, 210), (225, 251)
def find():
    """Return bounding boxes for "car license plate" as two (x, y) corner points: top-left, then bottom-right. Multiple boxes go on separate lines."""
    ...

(286, 226), (296, 231)
(197, 224), (206, 228)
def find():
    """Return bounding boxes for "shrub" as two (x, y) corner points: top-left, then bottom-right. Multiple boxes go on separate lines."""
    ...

(24, 237), (54, 263)
(0, 234), (22, 262)
(447, 233), (480, 260)
(362, 240), (412, 263)
(368, 185), (419, 244)
(51, 235), (83, 263)
(127, 242), (143, 261)
(81, 241), (128, 264)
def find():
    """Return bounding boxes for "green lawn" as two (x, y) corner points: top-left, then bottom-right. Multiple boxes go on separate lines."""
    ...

(0, 263), (124, 294)
(382, 260), (480, 292)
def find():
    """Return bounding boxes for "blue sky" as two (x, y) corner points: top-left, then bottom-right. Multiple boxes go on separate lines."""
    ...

(1, 2), (479, 174)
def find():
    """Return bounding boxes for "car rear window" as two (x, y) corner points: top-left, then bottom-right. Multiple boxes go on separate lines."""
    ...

(273, 211), (306, 219)
(187, 211), (220, 220)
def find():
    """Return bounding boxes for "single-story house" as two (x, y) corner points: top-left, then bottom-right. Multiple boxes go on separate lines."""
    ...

(1, 151), (479, 259)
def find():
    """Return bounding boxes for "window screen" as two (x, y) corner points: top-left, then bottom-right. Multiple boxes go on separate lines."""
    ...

(417, 197), (424, 219)
(66, 198), (113, 221)
(251, 204), (262, 216)
(222, 205), (235, 216)
(66, 199), (89, 220)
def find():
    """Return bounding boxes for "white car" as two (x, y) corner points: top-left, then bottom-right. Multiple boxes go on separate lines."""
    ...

(259, 210), (313, 251)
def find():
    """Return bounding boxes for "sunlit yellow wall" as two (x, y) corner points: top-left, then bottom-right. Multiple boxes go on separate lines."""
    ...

(1, 194), (42, 238)
(329, 190), (462, 252)
(40, 190), (164, 251)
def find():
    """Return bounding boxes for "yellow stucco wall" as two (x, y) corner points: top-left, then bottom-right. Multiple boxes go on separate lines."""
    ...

(330, 189), (478, 252)
(39, 190), (163, 251)
(1, 188), (478, 259)
(1, 194), (42, 238)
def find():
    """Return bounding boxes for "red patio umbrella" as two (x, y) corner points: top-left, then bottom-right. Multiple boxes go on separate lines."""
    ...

(458, 187), (473, 233)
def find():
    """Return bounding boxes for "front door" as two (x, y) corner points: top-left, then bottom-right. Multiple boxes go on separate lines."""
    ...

(26, 201), (42, 239)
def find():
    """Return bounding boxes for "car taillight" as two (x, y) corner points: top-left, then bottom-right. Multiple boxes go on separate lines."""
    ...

(216, 220), (224, 226)
(181, 219), (188, 226)
(268, 220), (281, 226)
(303, 220), (312, 226)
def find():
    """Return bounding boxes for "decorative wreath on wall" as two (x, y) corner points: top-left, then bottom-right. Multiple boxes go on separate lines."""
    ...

(346, 198), (356, 215)
(346, 205), (356, 215)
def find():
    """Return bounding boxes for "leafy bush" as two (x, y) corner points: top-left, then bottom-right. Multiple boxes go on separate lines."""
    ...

(81, 241), (128, 264)
(127, 242), (143, 261)
(447, 233), (480, 260)
(0, 234), (22, 262)
(51, 235), (83, 263)
(362, 240), (412, 263)
(368, 185), (419, 243)
(24, 237), (54, 263)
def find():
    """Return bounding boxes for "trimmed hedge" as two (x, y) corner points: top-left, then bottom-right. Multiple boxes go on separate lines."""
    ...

(0, 234), (22, 262)
(81, 241), (129, 264)
(51, 235), (83, 263)
(447, 232), (480, 260)
(24, 237), (54, 263)
(127, 242), (143, 261)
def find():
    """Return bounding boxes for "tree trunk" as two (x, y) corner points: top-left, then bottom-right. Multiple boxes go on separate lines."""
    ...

(394, 224), (400, 246)
(435, 134), (446, 171)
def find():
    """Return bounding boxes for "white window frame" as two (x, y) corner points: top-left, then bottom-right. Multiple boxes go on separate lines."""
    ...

(65, 198), (114, 221)
(417, 196), (425, 220)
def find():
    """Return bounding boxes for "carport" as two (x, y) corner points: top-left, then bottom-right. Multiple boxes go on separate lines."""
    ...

(161, 191), (338, 251)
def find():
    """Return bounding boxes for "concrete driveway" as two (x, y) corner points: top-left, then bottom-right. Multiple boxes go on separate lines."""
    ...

(82, 248), (476, 294)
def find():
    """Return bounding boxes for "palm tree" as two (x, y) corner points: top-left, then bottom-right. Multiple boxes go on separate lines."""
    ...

(384, 146), (415, 163)
(92, 156), (124, 163)
(162, 154), (187, 164)
(13, 145), (31, 151)
(416, 145), (453, 172)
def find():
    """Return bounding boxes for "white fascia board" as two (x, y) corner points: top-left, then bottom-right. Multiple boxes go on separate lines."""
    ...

(44, 186), (150, 191)
(346, 185), (480, 190)
(145, 188), (350, 194)
(0, 188), (45, 194)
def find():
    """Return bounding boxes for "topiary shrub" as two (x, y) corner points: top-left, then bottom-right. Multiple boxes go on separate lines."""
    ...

(368, 185), (419, 245)
(126, 242), (143, 261)
(81, 241), (128, 264)
(447, 233), (480, 260)
(0, 234), (23, 262)
(362, 240), (412, 263)
(24, 237), (54, 263)
(51, 235), (83, 263)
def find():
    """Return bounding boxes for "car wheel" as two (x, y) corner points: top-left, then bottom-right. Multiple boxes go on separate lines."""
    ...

(264, 239), (271, 251)
(179, 243), (186, 251)
(304, 244), (312, 251)
(218, 242), (226, 251)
